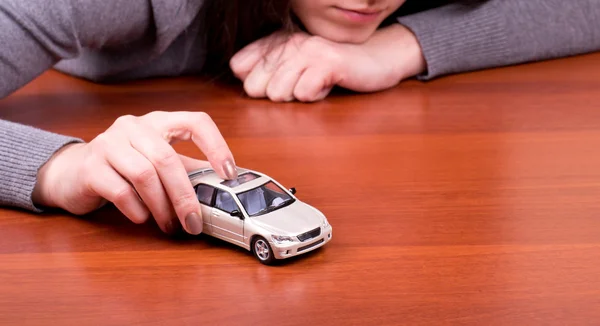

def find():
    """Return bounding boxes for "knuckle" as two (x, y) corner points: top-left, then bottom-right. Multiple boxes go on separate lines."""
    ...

(266, 88), (290, 102)
(267, 93), (284, 102)
(294, 94), (312, 103)
(91, 132), (111, 149)
(123, 206), (151, 224)
(130, 165), (158, 186)
(229, 55), (243, 72)
(244, 81), (265, 98)
(143, 110), (166, 121)
(293, 89), (316, 103)
(81, 175), (97, 200)
(114, 114), (137, 128)
(188, 111), (212, 126)
(112, 186), (137, 206)
(80, 158), (103, 191)
(152, 147), (179, 169)
(130, 210), (151, 224)
(265, 83), (280, 100)
(170, 191), (198, 211)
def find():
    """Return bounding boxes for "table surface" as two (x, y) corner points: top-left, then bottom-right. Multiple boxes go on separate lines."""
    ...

(2, 53), (600, 325)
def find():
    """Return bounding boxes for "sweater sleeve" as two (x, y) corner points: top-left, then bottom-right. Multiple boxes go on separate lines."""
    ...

(0, 119), (83, 212)
(396, 0), (600, 80)
(0, 0), (153, 98)
(0, 0), (153, 211)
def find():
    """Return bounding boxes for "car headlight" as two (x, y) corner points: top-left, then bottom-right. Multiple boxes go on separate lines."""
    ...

(271, 235), (295, 244)
(322, 217), (329, 227)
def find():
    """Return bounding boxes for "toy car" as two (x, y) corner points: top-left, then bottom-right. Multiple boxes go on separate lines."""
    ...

(188, 167), (332, 265)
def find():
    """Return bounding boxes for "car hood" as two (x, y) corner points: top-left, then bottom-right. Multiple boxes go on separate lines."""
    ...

(250, 201), (323, 235)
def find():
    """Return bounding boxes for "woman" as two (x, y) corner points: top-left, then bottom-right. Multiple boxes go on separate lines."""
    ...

(0, 0), (598, 235)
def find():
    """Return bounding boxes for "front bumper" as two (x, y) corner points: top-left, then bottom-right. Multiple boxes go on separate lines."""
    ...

(271, 225), (333, 259)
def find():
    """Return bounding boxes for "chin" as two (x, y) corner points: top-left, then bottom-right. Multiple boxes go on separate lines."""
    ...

(307, 24), (376, 44)
(326, 33), (371, 44)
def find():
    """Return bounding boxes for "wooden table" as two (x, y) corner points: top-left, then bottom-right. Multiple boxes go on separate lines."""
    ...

(2, 53), (600, 325)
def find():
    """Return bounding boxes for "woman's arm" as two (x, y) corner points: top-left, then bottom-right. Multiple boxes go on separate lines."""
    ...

(396, 0), (600, 79)
(230, 0), (599, 102)
(0, 119), (82, 212)
(0, 0), (155, 210)
(0, 0), (154, 98)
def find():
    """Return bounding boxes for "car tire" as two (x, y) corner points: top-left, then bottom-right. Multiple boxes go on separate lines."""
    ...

(252, 236), (275, 265)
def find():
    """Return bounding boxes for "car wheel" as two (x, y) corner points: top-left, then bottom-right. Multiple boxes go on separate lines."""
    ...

(252, 236), (275, 265)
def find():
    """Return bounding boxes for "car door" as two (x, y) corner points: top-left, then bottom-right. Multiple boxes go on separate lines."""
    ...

(212, 188), (244, 244)
(194, 183), (216, 234)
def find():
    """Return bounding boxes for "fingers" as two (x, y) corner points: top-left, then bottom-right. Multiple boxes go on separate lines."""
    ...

(233, 33), (343, 103)
(92, 111), (236, 236)
(143, 111), (237, 181)
(88, 164), (151, 224)
(243, 60), (276, 99)
(125, 120), (204, 235)
(266, 57), (307, 102)
(103, 136), (178, 234)
(230, 42), (268, 81)
(230, 31), (289, 81)
(240, 41), (292, 99)
(178, 154), (212, 172)
(293, 66), (336, 102)
(47, 111), (234, 236)
(244, 59), (334, 103)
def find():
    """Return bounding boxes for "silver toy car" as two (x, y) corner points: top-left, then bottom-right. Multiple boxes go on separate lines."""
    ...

(188, 167), (332, 265)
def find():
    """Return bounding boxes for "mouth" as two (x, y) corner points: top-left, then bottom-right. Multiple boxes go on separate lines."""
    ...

(333, 6), (384, 23)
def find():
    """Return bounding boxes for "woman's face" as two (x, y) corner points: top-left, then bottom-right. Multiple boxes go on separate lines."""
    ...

(291, 0), (407, 43)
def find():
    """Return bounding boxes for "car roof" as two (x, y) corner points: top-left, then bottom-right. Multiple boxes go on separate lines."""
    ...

(188, 167), (273, 193)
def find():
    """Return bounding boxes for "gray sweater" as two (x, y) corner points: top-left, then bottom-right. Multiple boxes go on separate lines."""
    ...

(1, 0), (599, 212)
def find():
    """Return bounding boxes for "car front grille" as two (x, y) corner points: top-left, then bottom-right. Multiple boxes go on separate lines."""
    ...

(297, 227), (321, 242)
(298, 239), (325, 252)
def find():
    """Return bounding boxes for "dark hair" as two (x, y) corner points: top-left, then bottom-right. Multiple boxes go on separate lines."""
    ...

(200, 0), (297, 80)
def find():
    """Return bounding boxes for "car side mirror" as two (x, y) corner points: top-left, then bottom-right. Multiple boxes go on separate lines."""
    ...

(289, 187), (296, 195)
(231, 210), (244, 220)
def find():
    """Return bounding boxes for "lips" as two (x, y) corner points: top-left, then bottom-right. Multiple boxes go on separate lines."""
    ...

(333, 6), (384, 23)
(339, 7), (383, 15)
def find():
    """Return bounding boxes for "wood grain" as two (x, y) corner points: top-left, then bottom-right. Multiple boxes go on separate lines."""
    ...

(2, 53), (600, 325)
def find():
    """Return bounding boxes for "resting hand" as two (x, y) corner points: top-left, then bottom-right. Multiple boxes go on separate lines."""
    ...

(230, 24), (426, 102)
(32, 111), (237, 235)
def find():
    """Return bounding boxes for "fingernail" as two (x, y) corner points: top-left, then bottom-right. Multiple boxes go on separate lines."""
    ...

(165, 219), (182, 235)
(185, 212), (203, 235)
(223, 159), (238, 180)
(165, 220), (175, 234)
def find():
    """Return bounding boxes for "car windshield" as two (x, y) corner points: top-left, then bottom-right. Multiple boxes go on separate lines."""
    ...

(220, 171), (260, 188)
(236, 181), (294, 217)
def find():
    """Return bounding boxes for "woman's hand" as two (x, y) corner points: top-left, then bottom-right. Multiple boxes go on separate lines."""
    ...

(32, 111), (237, 235)
(230, 24), (426, 102)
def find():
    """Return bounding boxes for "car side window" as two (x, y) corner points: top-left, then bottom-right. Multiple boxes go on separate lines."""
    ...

(195, 184), (215, 206)
(214, 189), (240, 214)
